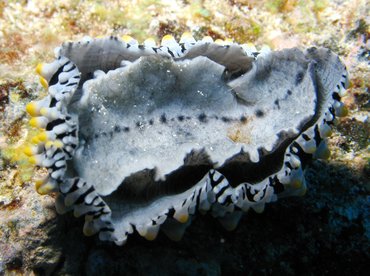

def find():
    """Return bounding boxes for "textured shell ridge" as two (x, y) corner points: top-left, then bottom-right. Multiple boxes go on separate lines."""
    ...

(26, 35), (349, 245)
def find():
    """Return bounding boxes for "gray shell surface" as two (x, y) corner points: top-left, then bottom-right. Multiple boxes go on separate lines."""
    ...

(27, 35), (348, 245)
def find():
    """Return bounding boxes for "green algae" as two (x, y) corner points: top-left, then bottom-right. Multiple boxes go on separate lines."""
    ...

(224, 18), (262, 42)
(336, 118), (370, 152)
(266, 0), (298, 13)
(312, 0), (328, 13)
(188, 0), (211, 20)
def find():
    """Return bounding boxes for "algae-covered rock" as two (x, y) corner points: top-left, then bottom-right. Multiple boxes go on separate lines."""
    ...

(0, 0), (369, 275)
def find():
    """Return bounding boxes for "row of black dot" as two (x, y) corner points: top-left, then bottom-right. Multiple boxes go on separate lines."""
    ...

(91, 111), (265, 140)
